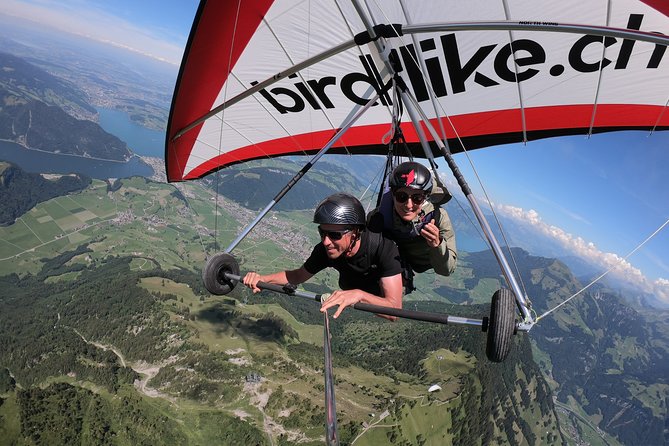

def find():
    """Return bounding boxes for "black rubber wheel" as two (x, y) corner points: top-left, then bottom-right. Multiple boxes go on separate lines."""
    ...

(202, 253), (240, 295)
(486, 288), (516, 363)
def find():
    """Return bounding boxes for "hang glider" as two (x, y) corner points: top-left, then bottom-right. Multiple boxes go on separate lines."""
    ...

(166, 0), (669, 351)
(166, 0), (669, 182)
(166, 1), (669, 443)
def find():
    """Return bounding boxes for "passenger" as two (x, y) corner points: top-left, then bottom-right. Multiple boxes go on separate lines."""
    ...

(243, 193), (403, 319)
(367, 162), (457, 291)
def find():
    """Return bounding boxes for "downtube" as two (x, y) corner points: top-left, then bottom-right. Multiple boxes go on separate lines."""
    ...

(324, 311), (339, 445)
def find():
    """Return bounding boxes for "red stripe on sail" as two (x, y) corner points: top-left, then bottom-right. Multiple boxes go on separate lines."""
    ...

(182, 104), (668, 179)
(167, 0), (275, 181)
(641, 0), (669, 17)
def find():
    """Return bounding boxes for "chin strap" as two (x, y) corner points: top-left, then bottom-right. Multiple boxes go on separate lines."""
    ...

(344, 228), (361, 256)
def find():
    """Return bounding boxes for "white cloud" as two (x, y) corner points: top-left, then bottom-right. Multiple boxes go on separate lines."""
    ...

(654, 278), (669, 304)
(494, 203), (668, 300)
(1, 0), (185, 65)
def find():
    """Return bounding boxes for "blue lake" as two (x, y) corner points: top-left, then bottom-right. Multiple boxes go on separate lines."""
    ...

(0, 108), (164, 179)
(0, 140), (153, 179)
(455, 233), (489, 253)
(96, 108), (165, 157)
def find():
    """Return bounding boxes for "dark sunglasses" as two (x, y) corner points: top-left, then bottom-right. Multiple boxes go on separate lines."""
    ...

(317, 227), (352, 241)
(393, 191), (427, 205)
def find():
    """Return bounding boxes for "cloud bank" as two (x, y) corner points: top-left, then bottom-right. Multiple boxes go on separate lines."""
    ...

(496, 203), (669, 303)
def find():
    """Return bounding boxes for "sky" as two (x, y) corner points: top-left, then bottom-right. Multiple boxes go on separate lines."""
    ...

(1, 0), (197, 65)
(455, 131), (669, 302)
(1, 0), (668, 302)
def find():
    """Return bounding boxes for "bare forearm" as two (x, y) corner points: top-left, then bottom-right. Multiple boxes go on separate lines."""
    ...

(257, 271), (289, 284)
(243, 267), (312, 293)
(357, 290), (402, 309)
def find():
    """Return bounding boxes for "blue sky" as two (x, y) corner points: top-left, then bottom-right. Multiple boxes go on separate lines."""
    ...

(1, 0), (198, 64)
(455, 131), (669, 299)
(1, 1), (668, 301)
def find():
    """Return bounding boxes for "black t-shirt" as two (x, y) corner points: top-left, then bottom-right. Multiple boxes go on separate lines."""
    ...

(303, 231), (402, 296)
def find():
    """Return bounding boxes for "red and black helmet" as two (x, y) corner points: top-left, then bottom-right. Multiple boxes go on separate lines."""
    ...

(389, 162), (432, 193)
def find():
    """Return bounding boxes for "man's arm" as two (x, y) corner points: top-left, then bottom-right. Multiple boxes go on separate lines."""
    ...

(319, 272), (403, 319)
(243, 266), (313, 293)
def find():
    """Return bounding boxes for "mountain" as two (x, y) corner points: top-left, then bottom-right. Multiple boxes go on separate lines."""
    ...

(0, 161), (91, 226)
(0, 51), (96, 121)
(295, 154), (386, 186)
(0, 22), (174, 130)
(2, 164), (667, 444)
(461, 249), (669, 445)
(557, 255), (602, 281)
(0, 52), (134, 161)
(206, 157), (381, 211)
(453, 201), (667, 312)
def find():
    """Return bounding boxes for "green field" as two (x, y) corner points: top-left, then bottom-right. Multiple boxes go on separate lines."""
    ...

(0, 178), (276, 276)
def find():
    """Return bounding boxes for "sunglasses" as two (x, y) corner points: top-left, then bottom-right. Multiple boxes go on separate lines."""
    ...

(393, 191), (427, 205)
(317, 227), (352, 241)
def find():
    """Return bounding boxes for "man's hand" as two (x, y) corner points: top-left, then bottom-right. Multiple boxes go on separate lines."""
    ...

(320, 289), (363, 318)
(420, 219), (441, 248)
(242, 272), (263, 293)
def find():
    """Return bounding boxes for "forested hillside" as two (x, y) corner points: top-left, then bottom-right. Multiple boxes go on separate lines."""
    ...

(0, 171), (567, 445)
(0, 52), (133, 161)
(0, 51), (96, 121)
(16, 172), (669, 444)
(0, 161), (91, 226)
(0, 254), (270, 445)
(207, 158), (380, 211)
(0, 250), (565, 445)
(252, 291), (564, 445)
(0, 162), (665, 445)
(462, 249), (669, 445)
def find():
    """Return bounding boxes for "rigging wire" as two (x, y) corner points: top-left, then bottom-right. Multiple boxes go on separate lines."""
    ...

(651, 96), (669, 135)
(587, 0), (612, 137)
(212, 0), (243, 254)
(502, 0), (528, 144)
(535, 218), (669, 322)
(358, 160), (387, 213)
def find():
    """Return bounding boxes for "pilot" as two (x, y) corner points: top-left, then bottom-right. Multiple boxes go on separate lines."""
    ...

(243, 193), (403, 319)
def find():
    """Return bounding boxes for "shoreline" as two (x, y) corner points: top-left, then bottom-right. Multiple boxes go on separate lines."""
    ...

(0, 139), (160, 180)
(0, 138), (140, 164)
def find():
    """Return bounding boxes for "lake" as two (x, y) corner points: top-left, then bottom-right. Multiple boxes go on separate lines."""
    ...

(0, 140), (153, 179)
(0, 107), (164, 179)
(96, 108), (165, 157)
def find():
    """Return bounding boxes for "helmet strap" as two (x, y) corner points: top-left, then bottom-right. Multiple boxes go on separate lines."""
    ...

(344, 228), (362, 256)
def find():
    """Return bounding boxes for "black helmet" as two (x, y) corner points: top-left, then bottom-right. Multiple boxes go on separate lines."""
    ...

(389, 162), (432, 192)
(313, 193), (366, 226)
